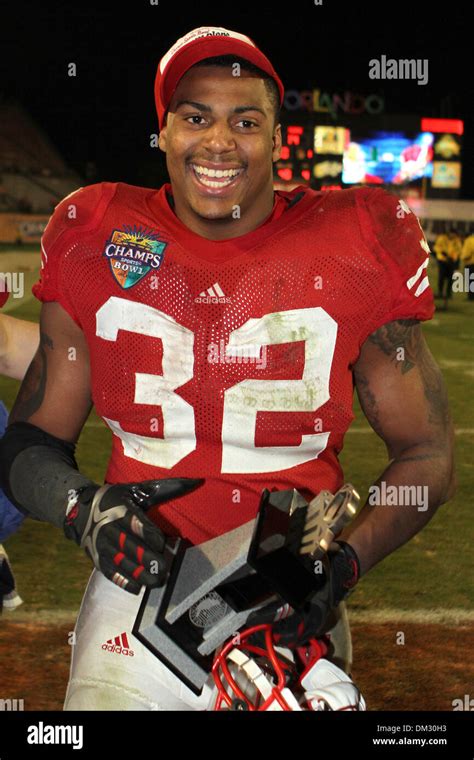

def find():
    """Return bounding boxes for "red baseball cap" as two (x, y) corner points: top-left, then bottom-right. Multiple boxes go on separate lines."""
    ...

(0, 278), (9, 308)
(155, 26), (284, 130)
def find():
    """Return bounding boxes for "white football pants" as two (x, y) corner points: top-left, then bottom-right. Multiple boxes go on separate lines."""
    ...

(63, 569), (217, 710)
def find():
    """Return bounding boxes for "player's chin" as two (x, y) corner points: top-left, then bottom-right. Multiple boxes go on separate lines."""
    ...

(191, 199), (240, 221)
(188, 185), (248, 219)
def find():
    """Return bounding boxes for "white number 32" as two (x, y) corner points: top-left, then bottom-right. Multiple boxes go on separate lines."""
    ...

(96, 297), (337, 474)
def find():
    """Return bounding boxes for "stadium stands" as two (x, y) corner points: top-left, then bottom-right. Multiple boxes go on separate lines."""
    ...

(0, 99), (82, 213)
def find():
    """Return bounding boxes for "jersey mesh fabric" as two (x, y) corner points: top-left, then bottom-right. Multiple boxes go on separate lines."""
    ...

(32, 182), (434, 545)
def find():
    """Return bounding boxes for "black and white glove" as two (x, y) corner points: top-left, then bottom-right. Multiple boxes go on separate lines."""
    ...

(249, 541), (360, 647)
(63, 478), (203, 594)
(301, 659), (366, 711)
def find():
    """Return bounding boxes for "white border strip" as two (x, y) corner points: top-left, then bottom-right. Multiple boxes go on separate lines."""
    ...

(3, 608), (474, 625)
(349, 608), (474, 624)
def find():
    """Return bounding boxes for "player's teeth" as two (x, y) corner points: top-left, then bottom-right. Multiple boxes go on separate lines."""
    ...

(192, 165), (242, 187)
(193, 165), (241, 178)
(199, 177), (233, 187)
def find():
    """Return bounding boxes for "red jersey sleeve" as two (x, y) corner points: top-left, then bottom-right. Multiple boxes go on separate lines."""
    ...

(355, 187), (435, 344)
(32, 183), (108, 325)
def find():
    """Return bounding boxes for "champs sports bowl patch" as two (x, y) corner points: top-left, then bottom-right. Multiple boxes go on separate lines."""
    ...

(102, 225), (167, 289)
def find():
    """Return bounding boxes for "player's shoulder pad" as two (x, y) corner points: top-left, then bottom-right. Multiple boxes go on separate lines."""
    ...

(42, 182), (117, 253)
(353, 186), (431, 275)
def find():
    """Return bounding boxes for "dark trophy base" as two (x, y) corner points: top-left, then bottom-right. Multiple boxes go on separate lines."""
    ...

(133, 484), (359, 694)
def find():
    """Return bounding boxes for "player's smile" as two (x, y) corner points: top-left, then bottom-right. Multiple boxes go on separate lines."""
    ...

(188, 161), (245, 196)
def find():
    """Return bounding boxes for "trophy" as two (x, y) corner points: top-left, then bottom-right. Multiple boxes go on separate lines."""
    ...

(133, 483), (360, 695)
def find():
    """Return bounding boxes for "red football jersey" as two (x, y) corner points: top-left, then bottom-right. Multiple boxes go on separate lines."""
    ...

(33, 183), (434, 544)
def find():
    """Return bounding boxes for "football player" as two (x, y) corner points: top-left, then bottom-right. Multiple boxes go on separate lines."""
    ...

(0, 27), (455, 710)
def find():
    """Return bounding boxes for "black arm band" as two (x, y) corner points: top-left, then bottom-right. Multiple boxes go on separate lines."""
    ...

(0, 422), (97, 529)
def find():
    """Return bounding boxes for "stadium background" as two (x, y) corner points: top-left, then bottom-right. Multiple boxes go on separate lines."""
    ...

(0, 0), (472, 710)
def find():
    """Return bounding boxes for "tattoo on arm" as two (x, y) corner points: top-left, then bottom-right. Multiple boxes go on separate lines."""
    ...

(355, 319), (451, 432)
(352, 369), (384, 438)
(367, 319), (418, 374)
(10, 331), (54, 423)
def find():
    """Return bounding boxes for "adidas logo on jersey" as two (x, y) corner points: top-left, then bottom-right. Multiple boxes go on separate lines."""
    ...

(101, 632), (135, 657)
(195, 282), (231, 304)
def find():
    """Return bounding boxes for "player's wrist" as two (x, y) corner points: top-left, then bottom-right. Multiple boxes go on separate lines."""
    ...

(331, 541), (360, 603)
(63, 484), (101, 543)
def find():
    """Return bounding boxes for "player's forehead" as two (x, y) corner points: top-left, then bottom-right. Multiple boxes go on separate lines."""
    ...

(169, 65), (270, 112)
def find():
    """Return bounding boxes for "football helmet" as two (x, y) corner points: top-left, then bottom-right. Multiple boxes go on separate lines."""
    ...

(211, 622), (364, 711)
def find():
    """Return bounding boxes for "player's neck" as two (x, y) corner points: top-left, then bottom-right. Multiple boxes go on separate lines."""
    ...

(166, 187), (276, 241)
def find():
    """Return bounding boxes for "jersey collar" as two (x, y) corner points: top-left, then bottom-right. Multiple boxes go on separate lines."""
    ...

(146, 182), (315, 263)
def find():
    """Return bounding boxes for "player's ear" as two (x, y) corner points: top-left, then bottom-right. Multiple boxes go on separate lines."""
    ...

(272, 123), (282, 162)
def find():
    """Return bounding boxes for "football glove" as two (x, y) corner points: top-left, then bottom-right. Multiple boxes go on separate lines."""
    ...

(249, 541), (360, 647)
(301, 658), (366, 711)
(64, 478), (203, 595)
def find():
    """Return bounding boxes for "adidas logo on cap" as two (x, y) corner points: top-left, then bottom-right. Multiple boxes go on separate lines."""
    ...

(195, 282), (231, 304)
(101, 632), (135, 657)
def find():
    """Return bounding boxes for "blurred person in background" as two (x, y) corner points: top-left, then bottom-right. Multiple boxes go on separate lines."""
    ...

(0, 286), (39, 610)
(434, 227), (462, 310)
(0, 312), (39, 380)
(461, 231), (474, 302)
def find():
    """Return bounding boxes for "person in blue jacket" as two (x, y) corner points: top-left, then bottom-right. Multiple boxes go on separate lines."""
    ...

(0, 287), (39, 610)
(0, 400), (26, 608)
